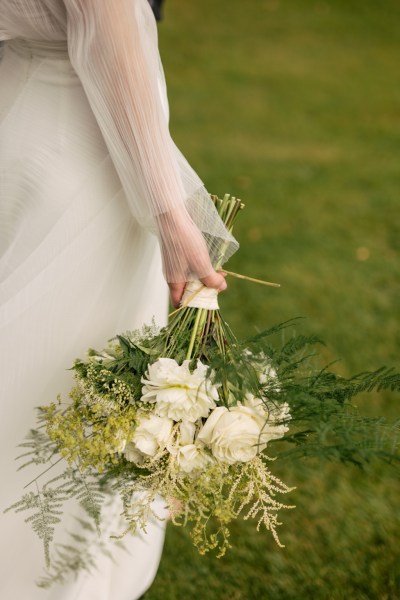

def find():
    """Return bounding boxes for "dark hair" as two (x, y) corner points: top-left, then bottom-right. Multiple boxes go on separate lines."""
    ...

(147, 0), (165, 21)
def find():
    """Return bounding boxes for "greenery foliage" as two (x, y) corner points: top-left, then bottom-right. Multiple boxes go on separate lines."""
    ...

(143, 1), (400, 598)
(4, 0), (400, 595)
(5, 310), (399, 587)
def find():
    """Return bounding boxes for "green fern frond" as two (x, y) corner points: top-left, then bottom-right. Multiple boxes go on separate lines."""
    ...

(5, 481), (71, 567)
(72, 473), (104, 531)
(36, 515), (127, 589)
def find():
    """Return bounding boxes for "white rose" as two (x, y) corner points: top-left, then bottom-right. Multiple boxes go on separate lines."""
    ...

(124, 443), (145, 464)
(197, 406), (264, 464)
(176, 444), (211, 474)
(141, 358), (218, 422)
(243, 392), (268, 419)
(198, 401), (290, 465)
(125, 412), (173, 462)
(243, 393), (291, 443)
(179, 421), (196, 445)
(243, 349), (280, 389)
(261, 400), (291, 441)
(259, 364), (279, 387)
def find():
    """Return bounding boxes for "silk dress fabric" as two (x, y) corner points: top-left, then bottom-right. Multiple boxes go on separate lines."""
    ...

(0, 0), (237, 598)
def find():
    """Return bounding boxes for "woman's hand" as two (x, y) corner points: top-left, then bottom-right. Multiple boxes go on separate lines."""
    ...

(157, 211), (228, 307)
(169, 270), (227, 308)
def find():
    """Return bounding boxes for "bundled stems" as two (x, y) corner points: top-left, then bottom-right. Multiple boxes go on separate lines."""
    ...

(168, 194), (244, 364)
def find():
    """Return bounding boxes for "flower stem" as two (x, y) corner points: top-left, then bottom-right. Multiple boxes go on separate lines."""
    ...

(186, 308), (204, 361)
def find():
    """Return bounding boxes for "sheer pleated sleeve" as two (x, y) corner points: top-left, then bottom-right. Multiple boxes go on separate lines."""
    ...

(64, 0), (238, 283)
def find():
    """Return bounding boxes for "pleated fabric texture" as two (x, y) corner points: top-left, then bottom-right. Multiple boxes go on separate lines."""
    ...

(0, 0), (238, 284)
(0, 0), (237, 600)
(0, 2), (238, 594)
(0, 39), (169, 600)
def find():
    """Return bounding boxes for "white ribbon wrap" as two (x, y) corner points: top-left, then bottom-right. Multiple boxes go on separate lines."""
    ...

(180, 279), (219, 310)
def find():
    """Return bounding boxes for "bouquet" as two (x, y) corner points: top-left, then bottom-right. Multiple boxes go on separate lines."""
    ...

(6, 195), (399, 588)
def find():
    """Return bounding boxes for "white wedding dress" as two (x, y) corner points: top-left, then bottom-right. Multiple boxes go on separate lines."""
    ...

(0, 0), (237, 598)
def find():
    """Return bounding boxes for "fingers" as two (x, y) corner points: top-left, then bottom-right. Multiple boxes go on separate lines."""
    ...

(169, 272), (227, 309)
(200, 271), (227, 292)
(168, 282), (186, 308)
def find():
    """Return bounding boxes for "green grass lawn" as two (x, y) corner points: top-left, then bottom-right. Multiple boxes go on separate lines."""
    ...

(143, 1), (400, 598)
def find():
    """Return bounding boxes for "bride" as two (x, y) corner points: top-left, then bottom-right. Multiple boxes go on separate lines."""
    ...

(0, 0), (237, 598)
